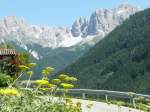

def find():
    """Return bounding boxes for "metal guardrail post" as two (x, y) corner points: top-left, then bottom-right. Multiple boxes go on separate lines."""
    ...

(132, 98), (136, 109)
(105, 94), (108, 102)
(82, 93), (86, 99)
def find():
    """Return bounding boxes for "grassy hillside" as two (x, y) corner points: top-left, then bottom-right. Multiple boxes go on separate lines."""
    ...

(60, 8), (150, 94)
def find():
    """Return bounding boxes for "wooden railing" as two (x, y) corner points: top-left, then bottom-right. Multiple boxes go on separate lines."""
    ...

(0, 49), (16, 55)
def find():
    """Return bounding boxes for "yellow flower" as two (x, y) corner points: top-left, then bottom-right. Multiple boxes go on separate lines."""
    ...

(26, 71), (34, 76)
(58, 74), (68, 81)
(45, 67), (54, 72)
(28, 63), (37, 68)
(76, 100), (81, 107)
(0, 88), (20, 96)
(128, 92), (136, 97)
(65, 98), (73, 104)
(65, 76), (78, 82)
(58, 74), (78, 82)
(39, 88), (50, 92)
(60, 83), (74, 89)
(42, 67), (54, 76)
(36, 80), (49, 86)
(52, 79), (61, 84)
(47, 83), (57, 89)
(18, 65), (29, 71)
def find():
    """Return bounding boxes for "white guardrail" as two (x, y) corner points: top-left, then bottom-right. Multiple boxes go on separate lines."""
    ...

(62, 89), (150, 100)
(23, 88), (150, 108)
(57, 89), (150, 108)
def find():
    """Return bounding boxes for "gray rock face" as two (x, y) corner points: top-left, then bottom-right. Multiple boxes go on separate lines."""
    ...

(71, 4), (138, 36)
(87, 9), (119, 35)
(71, 18), (89, 37)
(71, 19), (82, 37)
(0, 4), (138, 50)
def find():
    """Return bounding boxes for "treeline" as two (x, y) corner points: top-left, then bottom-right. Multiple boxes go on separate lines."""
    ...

(60, 8), (150, 94)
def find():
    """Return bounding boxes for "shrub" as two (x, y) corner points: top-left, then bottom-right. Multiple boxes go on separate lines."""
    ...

(0, 64), (81, 112)
(0, 73), (13, 87)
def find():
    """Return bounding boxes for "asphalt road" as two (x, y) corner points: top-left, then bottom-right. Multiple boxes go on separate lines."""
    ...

(73, 99), (142, 112)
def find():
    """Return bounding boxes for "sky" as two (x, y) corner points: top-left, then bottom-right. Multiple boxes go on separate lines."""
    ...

(0, 0), (150, 27)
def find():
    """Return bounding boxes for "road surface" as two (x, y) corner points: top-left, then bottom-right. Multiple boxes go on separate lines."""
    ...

(42, 96), (142, 112)
(73, 99), (142, 112)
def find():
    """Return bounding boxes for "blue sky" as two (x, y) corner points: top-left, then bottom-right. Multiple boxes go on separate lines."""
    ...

(0, 0), (150, 27)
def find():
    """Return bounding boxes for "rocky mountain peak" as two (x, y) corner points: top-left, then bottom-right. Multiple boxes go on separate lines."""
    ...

(118, 4), (138, 9)
(0, 4), (139, 50)
(86, 4), (138, 35)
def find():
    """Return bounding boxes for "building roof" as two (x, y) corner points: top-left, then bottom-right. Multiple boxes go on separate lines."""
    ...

(0, 49), (16, 55)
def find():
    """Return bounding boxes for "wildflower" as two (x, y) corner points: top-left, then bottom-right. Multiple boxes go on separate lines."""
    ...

(39, 88), (50, 92)
(42, 67), (54, 76)
(72, 104), (78, 109)
(58, 74), (68, 81)
(136, 96), (144, 101)
(26, 71), (34, 76)
(18, 65), (29, 71)
(28, 63), (37, 68)
(58, 74), (78, 82)
(65, 98), (73, 104)
(52, 79), (61, 84)
(36, 80), (49, 86)
(76, 100), (81, 107)
(65, 76), (78, 82)
(47, 83), (57, 89)
(128, 92), (136, 97)
(45, 67), (54, 73)
(0, 88), (20, 96)
(60, 83), (74, 89)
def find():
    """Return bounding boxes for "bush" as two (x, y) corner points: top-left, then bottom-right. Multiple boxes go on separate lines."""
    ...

(0, 73), (13, 87)
(0, 64), (81, 112)
(0, 89), (82, 112)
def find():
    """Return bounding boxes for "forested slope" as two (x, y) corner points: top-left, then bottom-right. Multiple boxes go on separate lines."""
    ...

(60, 8), (150, 94)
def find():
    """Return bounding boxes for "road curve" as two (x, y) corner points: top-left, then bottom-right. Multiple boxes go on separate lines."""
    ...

(73, 99), (142, 112)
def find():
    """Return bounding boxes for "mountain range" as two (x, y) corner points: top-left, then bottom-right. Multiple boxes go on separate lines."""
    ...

(0, 4), (138, 78)
(61, 8), (150, 94)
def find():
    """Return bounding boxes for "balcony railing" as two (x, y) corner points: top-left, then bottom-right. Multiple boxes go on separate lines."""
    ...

(0, 49), (16, 55)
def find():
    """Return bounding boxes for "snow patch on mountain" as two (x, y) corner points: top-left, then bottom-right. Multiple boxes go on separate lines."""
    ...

(117, 10), (126, 14)
(58, 36), (83, 47)
(0, 4), (139, 50)
(29, 50), (40, 60)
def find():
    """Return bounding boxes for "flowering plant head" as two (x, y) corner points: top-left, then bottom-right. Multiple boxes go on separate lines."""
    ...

(45, 67), (54, 72)
(65, 76), (78, 82)
(128, 92), (136, 97)
(35, 80), (49, 86)
(0, 88), (20, 96)
(58, 74), (78, 83)
(18, 65), (29, 71)
(58, 74), (68, 81)
(42, 67), (54, 76)
(65, 98), (73, 104)
(28, 63), (37, 68)
(52, 79), (61, 84)
(60, 83), (74, 89)
(48, 83), (57, 90)
(39, 88), (51, 92)
(26, 71), (34, 76)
